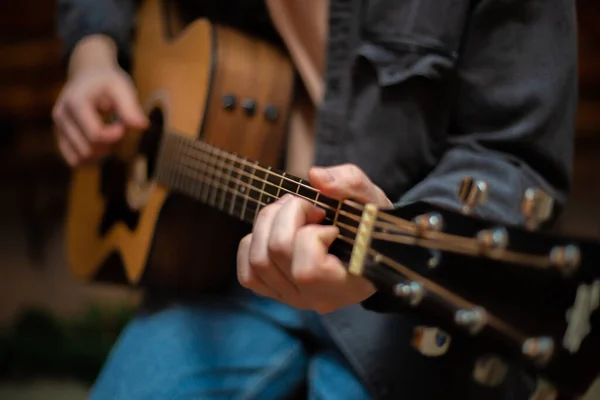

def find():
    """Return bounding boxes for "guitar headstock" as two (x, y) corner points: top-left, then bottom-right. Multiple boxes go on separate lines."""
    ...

(345, 177), (600, 398)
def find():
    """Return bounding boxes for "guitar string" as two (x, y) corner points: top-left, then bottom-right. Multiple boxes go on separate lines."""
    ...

(175, 155), (551, 268)
(168, 132), (557, 266)
(165, 160), (361, 240)
(165, 133), (406, 226)
(175, 143), (404, 233)
(373, 232), (551, 269)
(170, 154), (553, 272)
(164, 136), (367, 227)
(366, 249), (528, 343)
(161, 159), (529, 346)
(166, 137), (555, 269)
(174, 133), (550, 267)
(172, 142), (554, 269)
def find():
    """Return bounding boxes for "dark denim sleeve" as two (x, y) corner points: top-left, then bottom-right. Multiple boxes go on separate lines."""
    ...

(363, 0), (578, 312)
(56, 0), (139, 69)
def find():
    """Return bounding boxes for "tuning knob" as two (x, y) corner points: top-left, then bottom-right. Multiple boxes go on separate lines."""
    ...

(457, 177), (488, 214)
(222, 93), (237, 110)
(242, 98), (257, 116)
(472, 356), (508, 387)
(522, 337), (554, 365)
(521, 188), (554, 230)
(411, 326), (451, 357)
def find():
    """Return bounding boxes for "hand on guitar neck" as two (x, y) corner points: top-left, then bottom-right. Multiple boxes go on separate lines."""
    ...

(52, 34), (148, 167)
(237, 163), (393, 314)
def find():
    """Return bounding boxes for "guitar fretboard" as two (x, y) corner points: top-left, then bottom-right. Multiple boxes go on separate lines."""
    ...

(154, 133), (360, 235)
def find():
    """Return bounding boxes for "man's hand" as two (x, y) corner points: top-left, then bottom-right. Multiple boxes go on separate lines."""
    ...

(237, 164), (393, 314)
(52, 35), (148, 166)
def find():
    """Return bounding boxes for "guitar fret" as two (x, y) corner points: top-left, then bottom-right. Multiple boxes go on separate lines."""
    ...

(200, 145), (212, 203)
(281, 176), (298, 195)
(228, 158), (240, 216)
(277, 173), (285, 198)
(156, 135), (352, 233)
(208, 148), (220, 207)
(264, 169), (280, 205)
(194, 140), (206, 200)
(174, 137), (184, 192)
(333, 201), (342, 226)
(183, 143), (194, 195)
(190, 144), (202, 200)
(253, 166), (269, 221)
(212, 149), (224, 207)
(217, 150), (228, 211)
(240, 162), (255, 222)
(181, 137), (191, 194)
(336, 202), (361, 239)
(237, 160), (253, 220)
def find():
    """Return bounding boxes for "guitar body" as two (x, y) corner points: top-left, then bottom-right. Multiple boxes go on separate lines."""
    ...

(66, 0), (294, 291)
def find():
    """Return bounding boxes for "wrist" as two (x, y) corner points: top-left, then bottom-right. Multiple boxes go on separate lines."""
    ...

(68, 34), (119, 77)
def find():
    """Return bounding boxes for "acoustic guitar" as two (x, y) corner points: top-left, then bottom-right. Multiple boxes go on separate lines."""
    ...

(65, 0), (600, 398)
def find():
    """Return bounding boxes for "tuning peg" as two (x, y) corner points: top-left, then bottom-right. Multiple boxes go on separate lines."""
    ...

(412, 326), (451, 357)
(413, 212), (443, 234)
(476, 227), (509, 253)
(455, 307), (487, 334)
(394, 281), (425, 306)
(457, 177), (488, 214)
(521, 188), (554, 230)
(522, 337), (554, 365)
(428, 249), (441, 269)
(549, 244), (580, 275)
(472, 356), (508, 387)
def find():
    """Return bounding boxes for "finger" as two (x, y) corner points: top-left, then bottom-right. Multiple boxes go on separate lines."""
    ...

(309, 164), (392, 207)
(291, 225), (342, 285)
(56, 115), (91, 159)
(293, 225), (376, 313)
(97, 94), (128, 139)
(237, 234), (281, 299)
(248, 196), (303, 301)
(57, 136), (78, 166)
(53, 103), (91, 159)
(106, 80), (148, 129)
(66, 100), (124, 144)
(268, 195), (325, 275)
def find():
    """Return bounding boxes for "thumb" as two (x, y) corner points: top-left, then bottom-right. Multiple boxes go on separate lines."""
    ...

(309, 164), (392, 207)
(106, 81), (148, 129)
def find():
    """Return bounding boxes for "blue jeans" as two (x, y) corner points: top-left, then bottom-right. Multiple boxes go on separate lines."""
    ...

(89, 283), (372, 399)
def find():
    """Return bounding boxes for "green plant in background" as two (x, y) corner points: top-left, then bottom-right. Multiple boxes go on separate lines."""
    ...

(0, 303), (135, 384)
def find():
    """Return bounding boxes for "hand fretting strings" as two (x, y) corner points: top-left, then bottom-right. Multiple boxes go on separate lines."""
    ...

(156, 133), (366, 236)
(151, 132), (532, 344)
(154, 133), (555, 270)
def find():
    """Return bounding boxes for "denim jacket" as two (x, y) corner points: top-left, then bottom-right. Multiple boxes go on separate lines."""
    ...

(57, 0), (578, 398)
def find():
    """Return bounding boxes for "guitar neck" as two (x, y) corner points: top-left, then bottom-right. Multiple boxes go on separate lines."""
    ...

(154, 133), (355, 231)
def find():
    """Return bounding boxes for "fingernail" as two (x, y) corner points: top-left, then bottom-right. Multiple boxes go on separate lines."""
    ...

(278, 194), (292, 203)
(313, 167), (335, 183)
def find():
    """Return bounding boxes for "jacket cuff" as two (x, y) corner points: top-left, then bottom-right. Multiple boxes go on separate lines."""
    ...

(58, 4), (135, 71)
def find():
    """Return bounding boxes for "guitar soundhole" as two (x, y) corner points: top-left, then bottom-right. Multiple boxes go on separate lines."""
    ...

(99, 159), (140, 236)
(138, 108), (164, 179)
(98, 108), (165, 237)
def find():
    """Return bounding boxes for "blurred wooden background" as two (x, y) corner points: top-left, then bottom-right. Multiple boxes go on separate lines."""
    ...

(0, 0), (139, 334)
(556, 0), (600, 238)
(0, 0), (66, 265)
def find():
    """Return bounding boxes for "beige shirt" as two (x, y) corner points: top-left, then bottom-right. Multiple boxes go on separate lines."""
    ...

(265, 0), (329, 177)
